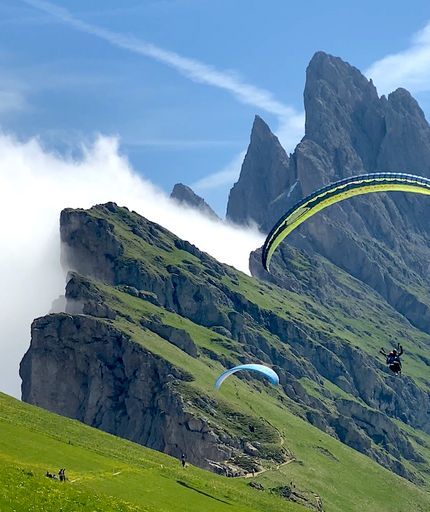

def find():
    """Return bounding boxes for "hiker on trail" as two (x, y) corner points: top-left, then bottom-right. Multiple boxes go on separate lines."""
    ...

(380, 343), (403, 375)
(59, 468), (66, 482)
(180, 453), (186, 468)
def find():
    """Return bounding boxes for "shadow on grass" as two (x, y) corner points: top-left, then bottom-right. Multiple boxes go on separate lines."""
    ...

(176, 480), (231, 505)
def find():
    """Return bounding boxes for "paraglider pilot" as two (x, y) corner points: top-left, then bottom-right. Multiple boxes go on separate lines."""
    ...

(380, 343), (403, 375)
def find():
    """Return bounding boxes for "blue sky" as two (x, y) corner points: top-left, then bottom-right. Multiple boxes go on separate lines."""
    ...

(2, 0), (430, 214)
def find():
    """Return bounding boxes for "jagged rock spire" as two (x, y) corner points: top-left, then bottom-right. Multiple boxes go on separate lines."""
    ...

(226, 115), (296, 229)
(170, 183), (220, 220)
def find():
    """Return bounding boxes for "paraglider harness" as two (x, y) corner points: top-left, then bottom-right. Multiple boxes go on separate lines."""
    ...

(380, 344), (403, 375)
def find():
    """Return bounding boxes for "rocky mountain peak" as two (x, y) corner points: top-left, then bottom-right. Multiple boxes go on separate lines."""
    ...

(170, 183), (220, 220)
(304, 51), (384, 174)
(387, 87), (423, 115)
(378, 88), (430, 175)
(306, 51), (378, 99)
(226, 115), (296, 230)
(249, 114), (275, 144)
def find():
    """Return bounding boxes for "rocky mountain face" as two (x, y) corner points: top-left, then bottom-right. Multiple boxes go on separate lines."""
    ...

(227, 116), (298, 228)
(21, 312), (231, 469)
(21, 203), (430, 485)
(228, 52), (430, 333)
(170, 183), (220, 221)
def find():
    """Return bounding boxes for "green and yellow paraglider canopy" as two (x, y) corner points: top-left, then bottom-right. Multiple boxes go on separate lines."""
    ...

(262, 172), (430, 271)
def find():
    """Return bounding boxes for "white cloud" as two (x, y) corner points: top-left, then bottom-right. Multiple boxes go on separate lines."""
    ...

(192, 151), (246, 191)
(0, 132), (263, 399)
(366, 20), (430, 95)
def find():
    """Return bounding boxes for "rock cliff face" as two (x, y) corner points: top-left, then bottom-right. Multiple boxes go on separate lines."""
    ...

(20, 313), (232, 470)
(226, 116), (298, 228)
(20, 203), (430, 483)
(228, 52), (430, 333)
(170, 183), (220, 220)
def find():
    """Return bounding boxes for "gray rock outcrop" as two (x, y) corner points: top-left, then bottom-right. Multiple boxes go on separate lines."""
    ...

(170, 183), (220, 220)
(20, 314), (230, 470)
(141, 318), (198, 357)
(227, 115), (298, 229)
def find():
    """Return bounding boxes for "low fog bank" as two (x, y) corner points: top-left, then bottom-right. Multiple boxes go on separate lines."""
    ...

(0, 133), (263, 398)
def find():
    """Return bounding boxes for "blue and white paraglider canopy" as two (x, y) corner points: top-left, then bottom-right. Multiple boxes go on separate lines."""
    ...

(214, 364), (280, 390)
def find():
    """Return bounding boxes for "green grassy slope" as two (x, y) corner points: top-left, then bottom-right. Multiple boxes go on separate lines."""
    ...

(97, 283), (430, 512)
(90, 205), (430, 506)
(0, 392), (306, 512)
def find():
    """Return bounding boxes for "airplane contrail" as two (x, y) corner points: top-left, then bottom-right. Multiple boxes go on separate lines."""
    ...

(21, 0), (299, 121)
